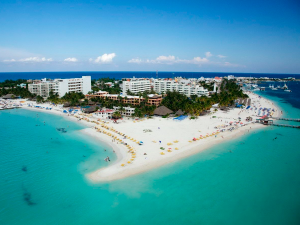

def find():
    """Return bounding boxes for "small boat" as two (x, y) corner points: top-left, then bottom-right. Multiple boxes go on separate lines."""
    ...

(284, 89), (292, 92)
(271, 87), (278, 90)
(282, 83), (288, 90)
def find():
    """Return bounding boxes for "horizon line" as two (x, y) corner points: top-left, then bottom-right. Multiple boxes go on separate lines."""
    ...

(0, 71), (299, 75)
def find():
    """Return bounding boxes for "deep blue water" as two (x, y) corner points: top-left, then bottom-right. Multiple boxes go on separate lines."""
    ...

(257, 81), (300, 113)
(1, 80), (300, 224)
(0, 71), (299, 82)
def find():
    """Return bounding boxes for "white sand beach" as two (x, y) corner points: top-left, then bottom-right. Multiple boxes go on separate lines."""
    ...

(7, 91), (280, 182)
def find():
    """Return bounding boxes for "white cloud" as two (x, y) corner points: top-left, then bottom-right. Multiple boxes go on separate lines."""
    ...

(191, 57), (209, 63)
(205, 52), (213, 58)
(64, 57), (78, 62)
(127, 52), (241, 68)
(90, 53), (116, 64)
(128, 58), (142, 64)
(217, 55), (227, 58)
(3, 57), (52, 62)
(3, 59), (16, 62)
(19, 57), (53, 62)
(156, 55), (176, 62)
(128, 54), (210, 65)
(223, 62), (242, 67)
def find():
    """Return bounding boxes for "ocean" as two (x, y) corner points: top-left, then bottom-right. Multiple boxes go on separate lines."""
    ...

(1, 74), (300, 224)
(0, 71), (300, 82)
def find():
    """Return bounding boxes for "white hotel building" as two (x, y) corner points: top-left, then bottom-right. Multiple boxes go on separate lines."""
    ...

(122, 78), (209, 97)
(28, 76), (91, 97)
(153, 79), (209, 97)
(122, 78), (151, 94)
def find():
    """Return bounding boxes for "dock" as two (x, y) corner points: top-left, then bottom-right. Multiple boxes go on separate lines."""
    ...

(272, 117), (300, 122)
(0, 106), (21, 110)
(270, 124), (300, 128)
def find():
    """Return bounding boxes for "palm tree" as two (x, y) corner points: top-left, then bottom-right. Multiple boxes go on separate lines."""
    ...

(112, 111), (122, 119)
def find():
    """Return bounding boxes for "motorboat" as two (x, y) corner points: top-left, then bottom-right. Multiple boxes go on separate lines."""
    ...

(282, 83), (288, 89)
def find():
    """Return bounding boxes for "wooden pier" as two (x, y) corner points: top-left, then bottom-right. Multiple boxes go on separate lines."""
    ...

(272, 117), (300, 122)
(0, 106), (20, 110)
(270, 124), (300, 128)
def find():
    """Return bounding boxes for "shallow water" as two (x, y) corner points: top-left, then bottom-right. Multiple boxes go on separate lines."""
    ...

(1, 85), (300, 224)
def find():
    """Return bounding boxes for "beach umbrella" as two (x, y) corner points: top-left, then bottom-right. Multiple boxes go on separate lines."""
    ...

(160, 152), (165, 155)
(121, 164), (125, 167)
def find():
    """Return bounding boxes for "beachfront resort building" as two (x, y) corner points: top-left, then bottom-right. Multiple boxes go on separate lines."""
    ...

(113, 106), (135, 117)
(153, 79), (209, 97)
(121, 78), (209, 97)
(86, 91), (162, 106)
(122, 78), (151, 94)
(28, 76), (91, 97)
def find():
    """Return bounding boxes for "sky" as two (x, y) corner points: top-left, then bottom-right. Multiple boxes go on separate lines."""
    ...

(0, 0), (299, 73)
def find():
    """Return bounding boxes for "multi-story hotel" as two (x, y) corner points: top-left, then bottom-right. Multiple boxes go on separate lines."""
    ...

(28, 76), (91, 97)
(122, 78), (151, 94)
(122, 77), (209, 97)
(153, 79), (209, 97)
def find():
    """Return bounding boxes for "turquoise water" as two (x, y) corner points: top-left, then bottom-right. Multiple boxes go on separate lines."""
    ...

(1, 91), (300, 224)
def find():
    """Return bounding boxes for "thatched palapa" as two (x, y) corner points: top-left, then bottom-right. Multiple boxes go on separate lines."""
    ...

(2, 94), (15, 99)
(63, 102), (70, 107)
(153, 106), (173, 116)
(175, 109), (184, 116)
(83, 105), (98, 113)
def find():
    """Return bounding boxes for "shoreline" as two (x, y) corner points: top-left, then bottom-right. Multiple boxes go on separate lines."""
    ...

(7, 91), (281, 183)
(87, 91), (281, 182)
(87, 123), (265, 182)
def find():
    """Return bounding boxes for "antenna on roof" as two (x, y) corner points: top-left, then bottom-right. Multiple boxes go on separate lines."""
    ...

(156, 70), (158, 79)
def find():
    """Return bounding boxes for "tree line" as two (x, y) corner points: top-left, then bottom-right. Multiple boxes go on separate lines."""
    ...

(161, 79), (248, 116)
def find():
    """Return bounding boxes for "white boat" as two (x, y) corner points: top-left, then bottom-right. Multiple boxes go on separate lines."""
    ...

(271, 87), (278, 90)
(282, 83), (288, 90)
(284, 89), (292, 92)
